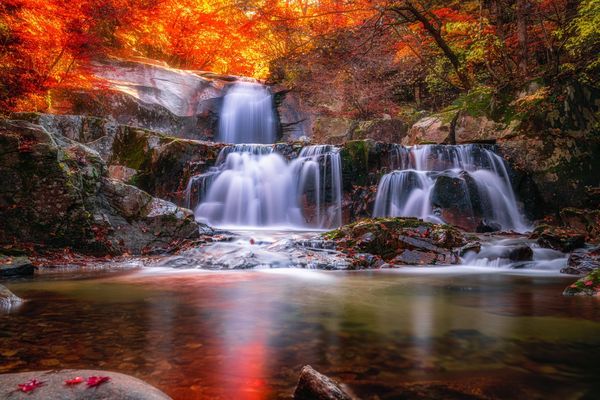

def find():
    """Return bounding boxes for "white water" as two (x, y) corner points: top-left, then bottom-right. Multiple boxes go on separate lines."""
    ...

(188, 145), (342, 229)
(218, 82), (276, 144)
(373, 144), (528, 232)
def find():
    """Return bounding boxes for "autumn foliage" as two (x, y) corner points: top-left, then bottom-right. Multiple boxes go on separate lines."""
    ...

(0, 0), (597, 113)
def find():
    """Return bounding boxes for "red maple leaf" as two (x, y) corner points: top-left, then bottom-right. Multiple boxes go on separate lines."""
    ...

(86, 376), (110, 388)
(18, 379), (45, 393)
(65, 376), (84, 385)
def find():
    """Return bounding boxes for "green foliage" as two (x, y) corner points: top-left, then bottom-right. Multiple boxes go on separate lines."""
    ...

(566, 0), (600, 79)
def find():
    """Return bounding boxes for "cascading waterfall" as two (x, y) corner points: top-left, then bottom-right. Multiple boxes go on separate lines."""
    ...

(187, 145), (343, 229)
(218, 82), (276, 144)
(373, 144), (528, 232)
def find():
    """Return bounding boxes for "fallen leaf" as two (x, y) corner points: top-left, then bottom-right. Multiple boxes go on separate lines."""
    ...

(86, 376), (110, 388)
(18, 379), (45, 393)
(65, 376), (84, 385)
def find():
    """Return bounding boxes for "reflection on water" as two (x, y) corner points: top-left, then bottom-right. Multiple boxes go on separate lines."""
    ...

(2, 270), (599, 399)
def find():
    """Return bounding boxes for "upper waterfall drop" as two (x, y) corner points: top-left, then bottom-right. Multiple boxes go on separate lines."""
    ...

(218, 82), (277, 144)
(373, 144), (528, 232)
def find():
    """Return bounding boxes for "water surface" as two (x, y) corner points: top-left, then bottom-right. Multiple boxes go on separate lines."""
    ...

(2, 268), (599, 399)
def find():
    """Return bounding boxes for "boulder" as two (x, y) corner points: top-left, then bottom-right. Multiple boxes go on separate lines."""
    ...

(403, 115), (453, 144)
(109, 126), (224, 204)
(349, 118), (408, 143)
(312, 117), (355, 145)
(430, 171), (483, 231)
(559, 208), (600, 243)
(49, 58), (228, 140)
(497, 134), (600, 219)
(563, 269), (600, 296)
(0, 369), (171, 400)
(507, 245), (534, 262)
(0, 119), (203, 256)
(324, 218), (465, 266)
(0, 284), (22, 312)
(0, 256), (35, 277)
(293, 366), (352, 400)
(561, 247), (600, 275)
(403, 113), (515, 145)
(532, 226), (586, 252)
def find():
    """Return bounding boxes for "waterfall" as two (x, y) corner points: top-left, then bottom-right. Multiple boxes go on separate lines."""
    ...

(373, 144), (528, 232)
(187, 145), (343, 229)
(218, 82), (276, 144)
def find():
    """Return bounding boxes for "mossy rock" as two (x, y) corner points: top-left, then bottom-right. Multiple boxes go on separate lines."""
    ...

(563, 269), (600, 296)
(323, 218), (465, 265)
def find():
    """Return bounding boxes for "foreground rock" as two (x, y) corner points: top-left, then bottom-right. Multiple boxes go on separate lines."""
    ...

(293, 366), (353, 400)
(0, 119), (203, 255)
(0, 284), (22, 312)
(324, 218), (466, 266)
(0, 370), (171, 400)
(563, 269), (600, 296)
(0, 256), (34, 277)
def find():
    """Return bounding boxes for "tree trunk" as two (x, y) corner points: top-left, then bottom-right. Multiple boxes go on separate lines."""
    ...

(516, 0), (530, 77)
(393, 2), (471, 90)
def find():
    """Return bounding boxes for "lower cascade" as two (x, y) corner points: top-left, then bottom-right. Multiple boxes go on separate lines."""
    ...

(186, 144), (342, 229)
(373, 144), (528, 232)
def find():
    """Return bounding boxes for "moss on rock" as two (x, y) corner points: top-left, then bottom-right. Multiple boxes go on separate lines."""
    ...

(563, 269), (600, 296)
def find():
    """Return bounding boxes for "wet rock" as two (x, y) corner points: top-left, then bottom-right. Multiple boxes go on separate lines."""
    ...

(0, 256), (34, 277)
(561, 247), (600, 275)
(293, 365), (352, 400)
(0, 369), (171, 399)
(476, 220), (502, 233)
(324, 218), (465, 266)
(0, 284), (22, 312)
(0, 119), (203, 256)
(459, 241), (482, 256)
(109, 126), (224, 203)
(532, 226), (586, 252)
(507, 245), (534, 262)
(563, 269), (600, 296)
(497, 134), (600, 219)
(430, 171), (483, 231)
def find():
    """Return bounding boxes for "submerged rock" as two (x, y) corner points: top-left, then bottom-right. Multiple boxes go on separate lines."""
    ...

(324, 218), (465, 266)
(0, 284), (22, 312)
(293, 365), (353, 400)
(0, 369), (171, 399)
(0, 256), (34, 277)
(563, 269), (600, 296)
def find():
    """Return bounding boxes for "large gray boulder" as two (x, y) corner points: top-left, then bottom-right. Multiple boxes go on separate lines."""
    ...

(0, 370), (171, 400)
(48, 58), (235, 139)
